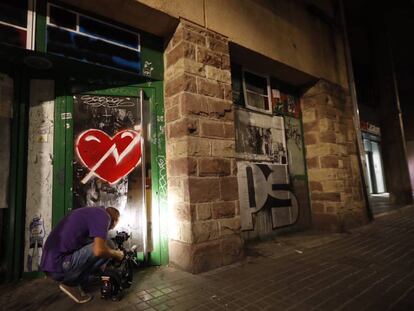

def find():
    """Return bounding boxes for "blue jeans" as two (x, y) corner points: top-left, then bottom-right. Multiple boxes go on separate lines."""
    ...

(49, 240), (113, 287)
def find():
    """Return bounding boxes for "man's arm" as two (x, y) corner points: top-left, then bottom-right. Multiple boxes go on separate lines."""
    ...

(93, 237), (124, 261)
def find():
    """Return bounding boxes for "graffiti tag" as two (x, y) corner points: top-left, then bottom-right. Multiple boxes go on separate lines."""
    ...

(157, 155), (167, 196)
(143, 61), (154, 77)
(80, 95), (136, 108)
(27, 215), (45, 272)
(285, 118), (303, 150)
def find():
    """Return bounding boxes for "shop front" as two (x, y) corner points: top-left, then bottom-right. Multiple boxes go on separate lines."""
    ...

(360, 121), (386, 194)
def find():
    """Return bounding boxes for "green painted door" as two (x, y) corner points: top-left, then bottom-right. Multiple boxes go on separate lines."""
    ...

(53, 82), (167, 265)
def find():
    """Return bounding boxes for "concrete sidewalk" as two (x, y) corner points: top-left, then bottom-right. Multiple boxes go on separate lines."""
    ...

(2, 206), (414, 311)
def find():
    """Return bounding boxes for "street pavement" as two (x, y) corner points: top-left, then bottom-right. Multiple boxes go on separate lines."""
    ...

(2, 206), (414, 311)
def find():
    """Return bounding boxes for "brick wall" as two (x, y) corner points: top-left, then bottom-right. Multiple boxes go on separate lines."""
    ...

(164, 19), (243, 273)
(301, 80), (369, 231)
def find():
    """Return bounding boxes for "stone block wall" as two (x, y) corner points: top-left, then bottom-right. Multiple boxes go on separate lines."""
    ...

(301, 80), (368, 231)
(164, 19), (243, 273)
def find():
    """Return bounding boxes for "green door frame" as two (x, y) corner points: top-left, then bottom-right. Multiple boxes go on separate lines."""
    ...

(52, 81), (168, 266)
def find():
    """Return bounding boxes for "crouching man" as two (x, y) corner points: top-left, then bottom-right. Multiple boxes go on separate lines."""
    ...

(40, 206), (124, 303)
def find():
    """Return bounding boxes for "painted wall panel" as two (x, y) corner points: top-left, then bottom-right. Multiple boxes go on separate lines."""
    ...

(237, 162), (299, 232)
(24, 80), (54, 272)
(235, 96), (310, 239)
(235, 108), (287, 164)
(285, 116), (305, 176)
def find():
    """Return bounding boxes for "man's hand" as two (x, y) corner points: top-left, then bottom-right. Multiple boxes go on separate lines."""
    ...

(93, 237), (124, 261)
(113, 250), (124, 262)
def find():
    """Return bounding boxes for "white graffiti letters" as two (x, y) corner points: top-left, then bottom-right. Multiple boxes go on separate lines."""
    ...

(237, 162), (299, 230)
(80, 95), (136, 108)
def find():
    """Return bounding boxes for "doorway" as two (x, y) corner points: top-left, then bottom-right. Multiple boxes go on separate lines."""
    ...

(73, 89), (149, 255)
(52, 82), (165, 264)
(363, 137), (386, 194)
(20, 72), (167, 278)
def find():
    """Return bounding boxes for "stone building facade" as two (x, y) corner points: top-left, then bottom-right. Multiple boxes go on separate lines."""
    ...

(302, 81), (368, 231)
(161, 16), (367, 272)
(0, 0), (371, 280)
(164, 21), (243, 272)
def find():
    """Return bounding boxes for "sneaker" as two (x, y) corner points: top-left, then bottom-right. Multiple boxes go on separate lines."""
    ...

(59, 283), (93, 304)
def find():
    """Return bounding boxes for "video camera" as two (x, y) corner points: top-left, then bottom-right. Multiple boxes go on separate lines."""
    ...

(100, 231), (139, 301)
(113, 231), (130, 250)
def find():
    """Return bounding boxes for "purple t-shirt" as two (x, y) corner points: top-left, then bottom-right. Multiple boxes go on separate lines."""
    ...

(40, 207), (110, 273)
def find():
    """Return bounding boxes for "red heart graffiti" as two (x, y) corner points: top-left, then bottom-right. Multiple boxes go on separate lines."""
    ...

(76, 129), (142, 185)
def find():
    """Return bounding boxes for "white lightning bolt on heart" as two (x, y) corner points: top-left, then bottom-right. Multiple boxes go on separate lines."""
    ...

(81, 132), (141, 184)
